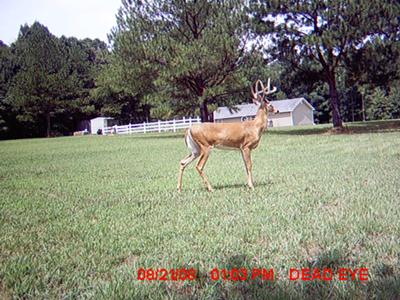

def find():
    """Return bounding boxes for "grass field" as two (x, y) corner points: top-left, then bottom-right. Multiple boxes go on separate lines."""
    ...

(1, 120), (400, 299)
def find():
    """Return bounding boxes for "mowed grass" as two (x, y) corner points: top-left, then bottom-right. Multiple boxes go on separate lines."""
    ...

(0, 120), (400, 299)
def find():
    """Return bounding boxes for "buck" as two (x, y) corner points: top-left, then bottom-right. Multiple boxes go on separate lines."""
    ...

(177, 79), (279, 192)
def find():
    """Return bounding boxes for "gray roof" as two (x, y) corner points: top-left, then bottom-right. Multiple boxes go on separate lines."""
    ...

(213, 98), (314, 120)
(91, 117), (114, 121)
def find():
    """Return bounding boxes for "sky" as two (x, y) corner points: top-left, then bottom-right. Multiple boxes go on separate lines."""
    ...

(0, 0), (122, 45)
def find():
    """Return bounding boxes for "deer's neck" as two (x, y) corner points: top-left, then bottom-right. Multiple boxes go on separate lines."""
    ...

(254, 108), (268, 132)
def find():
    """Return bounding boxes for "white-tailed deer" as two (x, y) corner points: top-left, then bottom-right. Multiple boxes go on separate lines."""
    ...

(177, 79), (279, 192)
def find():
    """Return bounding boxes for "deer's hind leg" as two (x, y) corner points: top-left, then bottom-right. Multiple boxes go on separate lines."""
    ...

(196, 146), (213, 192)
(177, 152), (200, 192)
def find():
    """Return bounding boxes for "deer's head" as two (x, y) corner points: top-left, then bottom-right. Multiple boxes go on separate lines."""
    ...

(251, 79), (279, 114)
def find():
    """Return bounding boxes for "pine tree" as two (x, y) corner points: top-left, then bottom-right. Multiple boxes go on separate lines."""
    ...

(5, 23), (108, 137)
(6, 22), (70, 137)
(251, 0), (400, 128)
(0, 41), (15, 138)
(60, 37), (109, 128)
(109, 0), (251, 122)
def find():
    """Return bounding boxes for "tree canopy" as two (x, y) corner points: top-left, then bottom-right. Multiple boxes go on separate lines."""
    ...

(2, 23), (109, 138)
(0, 1), (399, 139)
(251, 0), (400, 128)
(110, 0), (253, 122)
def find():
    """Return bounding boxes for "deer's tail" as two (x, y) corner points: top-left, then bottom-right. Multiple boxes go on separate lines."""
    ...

(185, 128), (200, 155)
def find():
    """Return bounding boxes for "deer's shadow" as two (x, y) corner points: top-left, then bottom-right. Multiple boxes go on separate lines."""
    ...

(213, 180), (273, 190)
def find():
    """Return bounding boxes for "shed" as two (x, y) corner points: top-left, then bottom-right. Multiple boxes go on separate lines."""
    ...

(213, 98), (315, 127)
(90, 117), (116, 134)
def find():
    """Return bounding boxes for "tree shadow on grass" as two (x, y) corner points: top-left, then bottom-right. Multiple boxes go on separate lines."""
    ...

(161, 250), (400, 299)
(347, 119), (400, 134)
(268, 127), (331, 136)
(268, 120), (400, 136)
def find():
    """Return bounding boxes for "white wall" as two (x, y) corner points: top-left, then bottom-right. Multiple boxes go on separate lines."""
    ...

(268, 112), (293, 127)
(215, 117), (244, 123)
(216, 112), (294, 127)
(292, 102), (314, 125)
(90, 118), (109, 134)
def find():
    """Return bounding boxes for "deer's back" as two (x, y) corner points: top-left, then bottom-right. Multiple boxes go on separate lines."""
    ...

(190, 122), (260, 149)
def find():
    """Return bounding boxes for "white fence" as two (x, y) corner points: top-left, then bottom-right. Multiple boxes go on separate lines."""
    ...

(102, 117), (201, 135)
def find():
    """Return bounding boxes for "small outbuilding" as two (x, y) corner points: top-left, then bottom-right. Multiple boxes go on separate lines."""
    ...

(90, 117), (116, 134)
(213, 98), (315, 127)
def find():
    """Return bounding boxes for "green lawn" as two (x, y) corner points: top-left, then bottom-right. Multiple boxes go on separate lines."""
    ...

(1, 120), (400, 299)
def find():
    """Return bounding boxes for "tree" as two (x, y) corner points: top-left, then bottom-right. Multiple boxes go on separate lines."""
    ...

(0, 41), (20, 138)
(364, 85), (400, 120)
(110, 0), (251, 122)
(5, 23), (109, 137)
(344, 37), (400, 121)
(6, 22), (71, 137)
(59, 37), (109, 130)
(91, 54), (151, 124)
(251, 0), (400, 128)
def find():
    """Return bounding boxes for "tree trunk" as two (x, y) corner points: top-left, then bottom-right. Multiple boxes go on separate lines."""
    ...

(361, 94), (366, 121)
(200, 99), (211, 122)
(351, 89), (354, 122)
(327, 72), (343, 128)
(46, 113), (51, 137)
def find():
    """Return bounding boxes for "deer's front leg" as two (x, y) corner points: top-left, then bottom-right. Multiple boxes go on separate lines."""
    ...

(241, 148), (254, 189)
(196, 147), (213, 192)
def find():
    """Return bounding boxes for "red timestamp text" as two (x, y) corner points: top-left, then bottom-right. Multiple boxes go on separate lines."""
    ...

(210, 268), (275, 281)
(137, 268), (197, 281)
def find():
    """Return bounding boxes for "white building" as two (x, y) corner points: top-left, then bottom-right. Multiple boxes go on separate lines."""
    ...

(213, 98), (315, 127)
(90, 117), (116, 134)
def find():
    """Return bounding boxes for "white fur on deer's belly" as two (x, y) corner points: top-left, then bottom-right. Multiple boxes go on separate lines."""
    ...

(214, 144), (240, 151)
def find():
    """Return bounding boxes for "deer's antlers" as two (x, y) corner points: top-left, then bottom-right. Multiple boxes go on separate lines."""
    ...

(264, 78), (277, 95)
(251, 78), (277, 104)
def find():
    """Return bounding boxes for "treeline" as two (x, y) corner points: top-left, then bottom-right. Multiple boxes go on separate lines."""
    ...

(1, 1), (399, 139)
(0, 22), (147, 139)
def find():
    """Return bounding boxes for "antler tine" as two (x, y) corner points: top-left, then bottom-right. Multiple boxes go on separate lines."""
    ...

(250, 81), (258, 100)
(263, 77), (277, 95)
(251, 79), (263, 101)
(257, 80), (265, 95)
